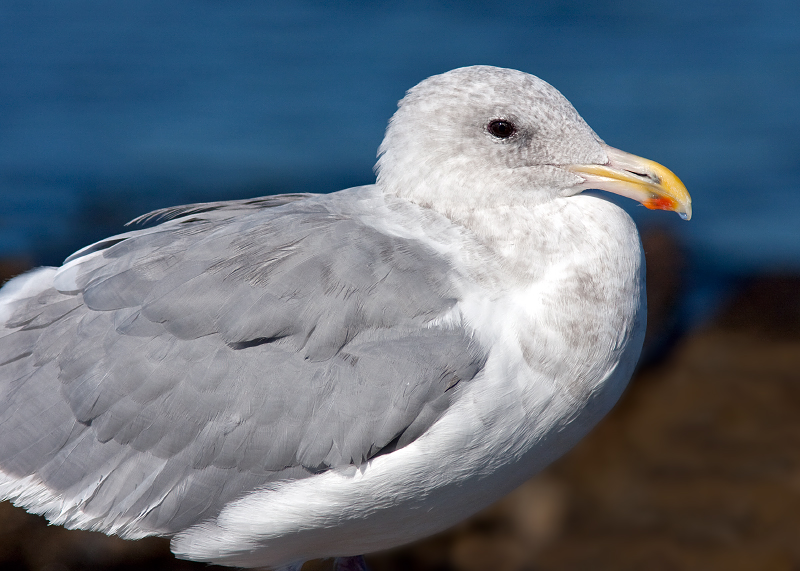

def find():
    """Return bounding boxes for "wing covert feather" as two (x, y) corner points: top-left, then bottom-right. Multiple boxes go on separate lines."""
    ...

(0, 190), (487, 536)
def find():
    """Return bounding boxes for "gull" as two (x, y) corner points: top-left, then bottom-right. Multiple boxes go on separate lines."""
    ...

(0, 66), (691, 571)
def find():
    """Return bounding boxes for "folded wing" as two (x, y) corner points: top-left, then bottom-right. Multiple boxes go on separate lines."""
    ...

(0, 191), (486, 538)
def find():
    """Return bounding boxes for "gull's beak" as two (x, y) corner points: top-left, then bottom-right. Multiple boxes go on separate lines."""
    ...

(567, 145), (692, 220)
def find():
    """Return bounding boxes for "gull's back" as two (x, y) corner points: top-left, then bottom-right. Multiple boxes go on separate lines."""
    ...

(0, 187), (487, 544)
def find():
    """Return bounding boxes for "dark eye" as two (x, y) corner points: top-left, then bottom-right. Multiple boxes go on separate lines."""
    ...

(487, 119), (516, 139)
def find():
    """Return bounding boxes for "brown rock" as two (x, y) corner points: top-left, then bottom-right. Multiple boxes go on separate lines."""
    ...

(715, 275), (800, 339)
(530, 275), (800, 570)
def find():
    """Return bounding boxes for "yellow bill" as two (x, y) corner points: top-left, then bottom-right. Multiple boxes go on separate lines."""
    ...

(568, 145), (692, 220)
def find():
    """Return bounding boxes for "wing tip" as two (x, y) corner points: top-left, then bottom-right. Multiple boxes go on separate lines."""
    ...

(0, 469), (157, 540)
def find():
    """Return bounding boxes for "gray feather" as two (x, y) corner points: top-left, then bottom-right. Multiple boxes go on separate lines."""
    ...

(0, 188), (487, 536)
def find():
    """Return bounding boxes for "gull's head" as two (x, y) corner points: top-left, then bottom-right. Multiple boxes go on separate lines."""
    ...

(376, 66), (691, 221)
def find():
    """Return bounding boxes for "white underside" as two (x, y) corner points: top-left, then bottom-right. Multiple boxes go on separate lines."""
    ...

(172, 195), (645, 568)
(172, 345), (597, 567)
(0, 194), (644, 570)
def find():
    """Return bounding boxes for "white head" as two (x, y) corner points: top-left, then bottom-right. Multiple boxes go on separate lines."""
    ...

(376, 66), (691, 223)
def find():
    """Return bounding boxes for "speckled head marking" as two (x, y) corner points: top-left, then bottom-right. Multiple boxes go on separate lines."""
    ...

(376, 66), (608, 218)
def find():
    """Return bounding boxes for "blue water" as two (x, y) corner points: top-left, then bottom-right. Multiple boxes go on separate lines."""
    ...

(1, 0), (798, 273)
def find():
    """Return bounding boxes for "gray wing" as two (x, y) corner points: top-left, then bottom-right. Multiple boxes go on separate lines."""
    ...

(0, 189), (486, 538)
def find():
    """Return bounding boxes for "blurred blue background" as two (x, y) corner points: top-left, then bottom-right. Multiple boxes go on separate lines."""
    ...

(1, 4), (800, 569)
(1, 0), (798, 274)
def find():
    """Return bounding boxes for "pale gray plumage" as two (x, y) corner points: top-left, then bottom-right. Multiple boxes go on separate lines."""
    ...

(0, 188), (486, 536)
(0, 65), (686, 570)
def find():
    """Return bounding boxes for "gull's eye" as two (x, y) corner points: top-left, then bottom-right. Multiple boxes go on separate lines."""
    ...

(487, 119), (516, 139)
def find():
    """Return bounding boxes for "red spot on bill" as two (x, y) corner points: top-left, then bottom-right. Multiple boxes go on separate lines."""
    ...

(645, 197), (678, 212)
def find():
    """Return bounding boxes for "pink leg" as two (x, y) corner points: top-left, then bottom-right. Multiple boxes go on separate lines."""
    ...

(333, 555), (369, 571)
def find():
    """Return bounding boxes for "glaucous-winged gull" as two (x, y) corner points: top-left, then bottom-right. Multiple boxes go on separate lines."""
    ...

(0, 66), (691, 570)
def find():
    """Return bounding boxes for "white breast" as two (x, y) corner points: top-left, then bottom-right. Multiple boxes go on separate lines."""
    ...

(171, 193), (646, 569)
